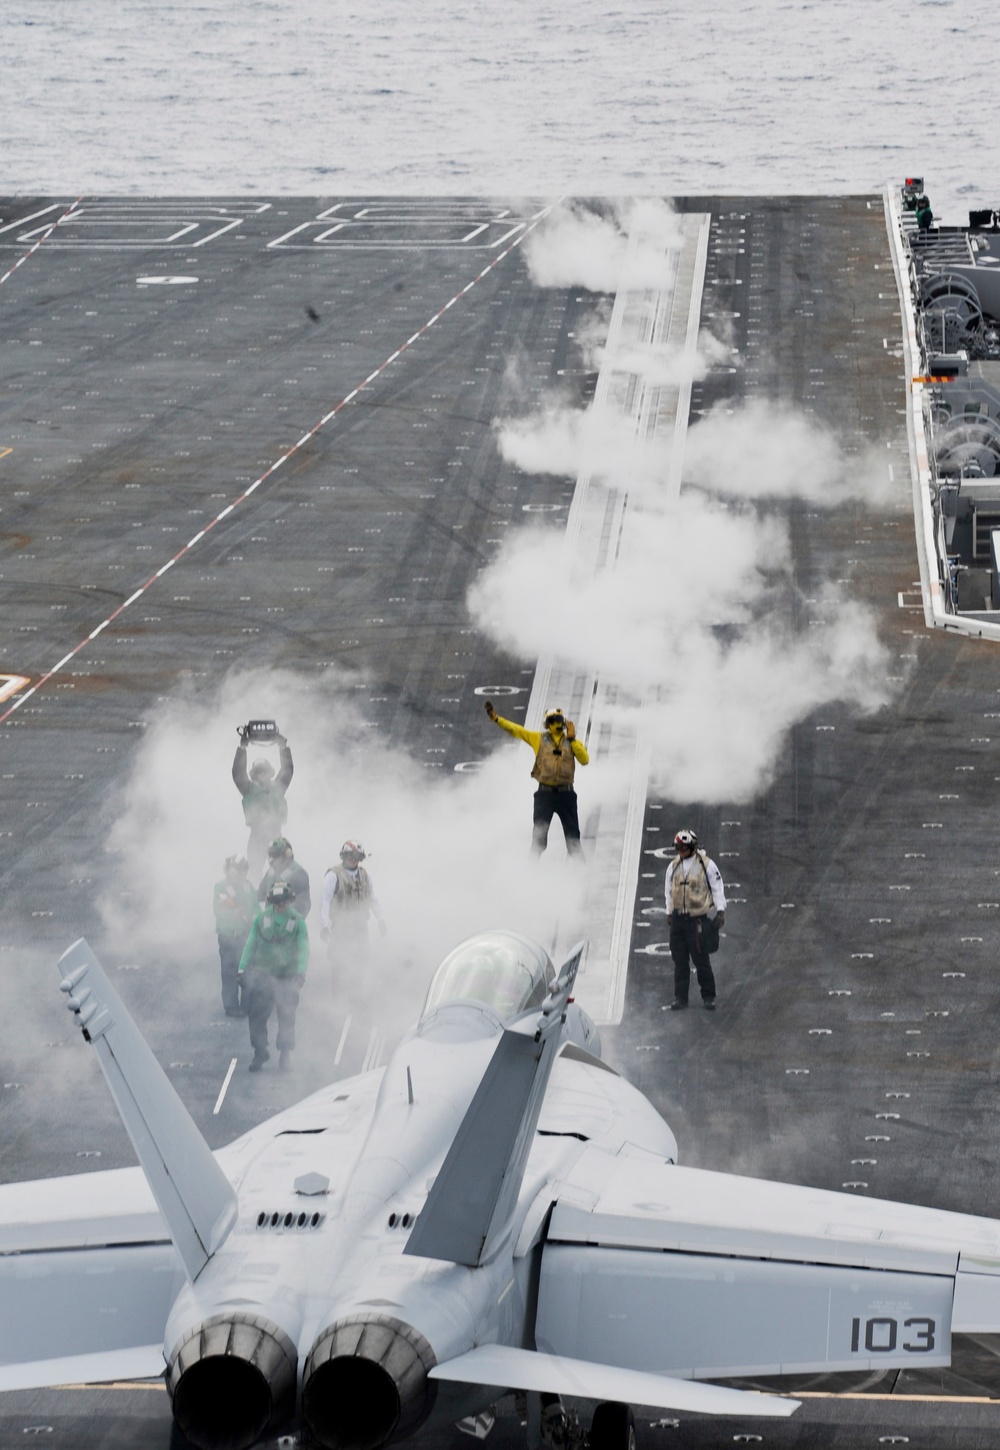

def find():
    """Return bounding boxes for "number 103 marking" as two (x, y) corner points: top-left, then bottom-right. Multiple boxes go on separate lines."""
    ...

(850, 1316), (935, 1353)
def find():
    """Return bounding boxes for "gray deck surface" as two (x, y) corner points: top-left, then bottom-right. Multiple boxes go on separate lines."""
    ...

(1, 195), (999, 1447)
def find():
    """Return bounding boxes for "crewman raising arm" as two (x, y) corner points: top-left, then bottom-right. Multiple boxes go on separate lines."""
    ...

(485, 701), (589, 857)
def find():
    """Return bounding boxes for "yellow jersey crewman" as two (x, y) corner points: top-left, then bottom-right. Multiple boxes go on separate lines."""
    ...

(485, 701), (589, 857)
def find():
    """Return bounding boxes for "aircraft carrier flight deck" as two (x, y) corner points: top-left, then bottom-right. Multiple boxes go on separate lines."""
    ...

(2, 193), (1000, 1448)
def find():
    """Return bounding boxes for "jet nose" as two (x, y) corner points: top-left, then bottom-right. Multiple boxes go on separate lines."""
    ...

(166, 1312), (297, 1450)
(301, 1313), (437, 1450)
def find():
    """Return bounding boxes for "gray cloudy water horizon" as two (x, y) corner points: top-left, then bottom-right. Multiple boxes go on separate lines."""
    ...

(1, 0), (997, 222)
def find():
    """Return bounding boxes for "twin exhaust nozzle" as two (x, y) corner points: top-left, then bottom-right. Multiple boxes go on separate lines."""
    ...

(167, 1311), (436, 1450)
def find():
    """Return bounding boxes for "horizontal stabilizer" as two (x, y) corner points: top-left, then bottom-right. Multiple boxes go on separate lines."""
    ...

(430, 1345), (798, 1418)
(57, 939), (238, 1282)
(0, 1345), (165, 1393)
(406, 942), (585, 1267)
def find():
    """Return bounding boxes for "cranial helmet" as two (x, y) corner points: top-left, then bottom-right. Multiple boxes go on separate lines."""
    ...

(267, 879), (295, 906)
(250, 759), (275, 782)
(544, 707), (565, 728)
(268, 837), (292, 859)
(224, 854), (249, 873)
(340, 840), (366, 863)
(674, 829), (698, 848)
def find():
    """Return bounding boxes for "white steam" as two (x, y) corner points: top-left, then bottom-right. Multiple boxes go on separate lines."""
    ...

(470, 496), (791, 679)
(496, 406), (665, 485)
(101, 670), (587, 1056)
(471, 398), (898, 805)
(685, 399), (895, 507)
(588, 332), (732, 389)
(524, 199), (684, 293)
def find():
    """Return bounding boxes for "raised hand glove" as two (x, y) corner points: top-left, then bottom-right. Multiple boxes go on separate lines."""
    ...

(484, 700), (497, 721)
(566, 719), (576, 741)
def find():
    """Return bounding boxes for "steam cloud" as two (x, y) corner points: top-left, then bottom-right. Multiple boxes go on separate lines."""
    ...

(524, 199), (684, 293)
(684, 400), (896, 507)
(471, 398), (897, 805)
(99, 670), (587, 1059)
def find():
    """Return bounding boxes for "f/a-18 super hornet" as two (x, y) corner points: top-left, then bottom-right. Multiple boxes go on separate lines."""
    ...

(5, 933), (1000, 1450)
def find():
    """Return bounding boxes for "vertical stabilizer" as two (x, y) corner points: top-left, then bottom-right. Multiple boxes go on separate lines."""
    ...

(405, 942), (585, 1267)
(57, 939), (238, 1282)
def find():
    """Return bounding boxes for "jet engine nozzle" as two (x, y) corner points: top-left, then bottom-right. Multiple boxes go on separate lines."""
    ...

(301, 1313), (437, 1450)
(166, 1311), (297, 1450)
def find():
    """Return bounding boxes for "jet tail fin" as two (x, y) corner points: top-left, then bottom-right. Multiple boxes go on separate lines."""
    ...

(57, 939), (238, 1282)
(405, 941), (585, 1268)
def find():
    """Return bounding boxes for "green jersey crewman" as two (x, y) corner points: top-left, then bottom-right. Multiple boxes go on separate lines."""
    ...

(238, 879), (308, 1072)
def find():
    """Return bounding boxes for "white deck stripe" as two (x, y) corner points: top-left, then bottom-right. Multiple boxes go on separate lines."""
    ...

(334, 1015), (352, 1067)
(213, 1058), (238, 1115)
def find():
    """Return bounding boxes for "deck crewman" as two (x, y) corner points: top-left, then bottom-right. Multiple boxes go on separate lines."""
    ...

(485, 701), (589, 857)
(664, 828), (727, 1011)
(257, 836), (311, 918)
(238, 879), (309, 1072)
(320, 841), (386, 980)
(232, 723), (294, 875)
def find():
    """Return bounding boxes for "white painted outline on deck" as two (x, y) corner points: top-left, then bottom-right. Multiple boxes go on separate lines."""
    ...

(0, 204), (554, 727)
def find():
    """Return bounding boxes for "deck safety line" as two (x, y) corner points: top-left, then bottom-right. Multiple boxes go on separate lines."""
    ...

(0, 205), (554, 726)
(0, 196), (84, 287)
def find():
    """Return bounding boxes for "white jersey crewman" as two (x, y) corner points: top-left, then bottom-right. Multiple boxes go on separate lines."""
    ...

(319, 841), (386, 977)
(664, 828), (727, 1011)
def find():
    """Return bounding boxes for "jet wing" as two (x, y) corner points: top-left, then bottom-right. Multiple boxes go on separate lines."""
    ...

(0, 1165), (179, 1390)
(536, 1154), (1000, 1380)
(431, 1344), (797, 1417)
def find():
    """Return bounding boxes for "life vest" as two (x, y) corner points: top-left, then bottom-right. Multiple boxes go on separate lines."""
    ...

(258, 910), (300, 940)
(329, 864), (372, 911)
(669, 851), (713, 917)
(242, 780), (288, 829)
(246, 908), (304, 977)
(531, 731), (576, 787)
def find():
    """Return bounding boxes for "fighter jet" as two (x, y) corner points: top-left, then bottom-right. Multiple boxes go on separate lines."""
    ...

(3, 931), (1000, 1450)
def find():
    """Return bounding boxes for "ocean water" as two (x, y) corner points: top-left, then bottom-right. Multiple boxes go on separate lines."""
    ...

(1, 0), (996, 220)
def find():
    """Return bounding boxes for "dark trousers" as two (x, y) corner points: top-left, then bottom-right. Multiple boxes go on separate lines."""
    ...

(218, 935), (245, 1014)
(532, 786), (583, 856)
(245, 969), (300, 1053)
(669, 914), (716, 1003)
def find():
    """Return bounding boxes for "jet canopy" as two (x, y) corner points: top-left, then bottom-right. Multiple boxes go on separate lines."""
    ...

(423, 930), (555, 1020)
